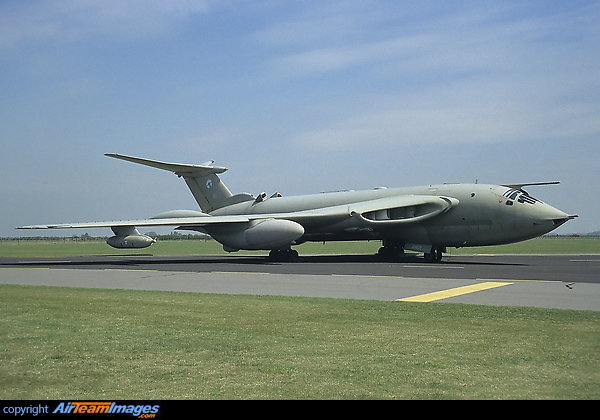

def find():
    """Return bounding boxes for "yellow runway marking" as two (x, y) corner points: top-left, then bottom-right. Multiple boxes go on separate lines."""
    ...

(397, 281), (513, 303)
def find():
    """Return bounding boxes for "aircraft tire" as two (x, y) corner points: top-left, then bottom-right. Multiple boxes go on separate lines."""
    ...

(377, 246), (404, 260)
(268, 248), (298, 262)
(424, 247), (443, 263)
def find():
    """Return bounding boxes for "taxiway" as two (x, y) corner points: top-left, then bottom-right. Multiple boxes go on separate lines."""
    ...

(1, 254), (599, 311)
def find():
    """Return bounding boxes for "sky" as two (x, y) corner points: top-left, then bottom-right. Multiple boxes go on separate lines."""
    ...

(1, 0), (599, 238)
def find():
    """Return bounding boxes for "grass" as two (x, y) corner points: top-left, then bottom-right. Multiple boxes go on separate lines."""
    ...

(2, 237), (599, 399)
(450, 236), (600, 255)
(1, 236), (599, 258)
(1, 284), (599, 400)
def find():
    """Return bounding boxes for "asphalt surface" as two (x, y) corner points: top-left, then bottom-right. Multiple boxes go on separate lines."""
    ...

(1, 254), (599, 311)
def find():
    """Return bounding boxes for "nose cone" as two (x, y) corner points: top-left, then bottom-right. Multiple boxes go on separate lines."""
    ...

(532, 203), (577, 233)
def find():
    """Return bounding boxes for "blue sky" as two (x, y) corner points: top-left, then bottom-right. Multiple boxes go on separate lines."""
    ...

(1, 0), (598, 237)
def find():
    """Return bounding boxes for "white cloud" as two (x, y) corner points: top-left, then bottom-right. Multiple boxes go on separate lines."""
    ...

(259, 2), (600, 151)
(268, 34), (433, 77)
(0, 0), (212, 50)
(289, 69), (600, 152)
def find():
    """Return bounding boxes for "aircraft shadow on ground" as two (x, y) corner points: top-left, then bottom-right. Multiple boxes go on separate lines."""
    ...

(1, 253), (526, 268)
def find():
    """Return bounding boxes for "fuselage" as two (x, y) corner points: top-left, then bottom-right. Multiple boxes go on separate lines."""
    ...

(209, 183), (572, 249)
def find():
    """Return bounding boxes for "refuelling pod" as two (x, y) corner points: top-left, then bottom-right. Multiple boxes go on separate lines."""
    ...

(208, 218), (304, 252)
(107, 226), (156, 249)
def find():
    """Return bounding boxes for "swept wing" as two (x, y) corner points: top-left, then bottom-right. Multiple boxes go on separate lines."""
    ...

(18, 194), (459, 231)
(17, 215), (250, 230)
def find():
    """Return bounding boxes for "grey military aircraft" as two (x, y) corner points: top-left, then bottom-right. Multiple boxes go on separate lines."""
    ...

(19, 153), (577, 262)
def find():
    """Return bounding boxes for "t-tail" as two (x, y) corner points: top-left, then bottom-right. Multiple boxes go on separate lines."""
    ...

(105, 154), (253, 213)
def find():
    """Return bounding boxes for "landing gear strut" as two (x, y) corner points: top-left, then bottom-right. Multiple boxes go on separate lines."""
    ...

(424, 246), (443, 263)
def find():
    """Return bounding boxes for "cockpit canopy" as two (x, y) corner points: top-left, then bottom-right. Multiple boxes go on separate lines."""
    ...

(502, 188), (543, 204)
(494, 186), (544, 207)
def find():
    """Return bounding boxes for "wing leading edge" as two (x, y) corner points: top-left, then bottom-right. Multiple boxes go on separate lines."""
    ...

(18, 194), (459, 231)
(17, 215), (250, 230)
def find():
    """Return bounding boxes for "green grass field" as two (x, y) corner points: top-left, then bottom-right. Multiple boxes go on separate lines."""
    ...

(1, 284), (599, 399)
(1, 236), (599, 258)
(2, 236), (599, 399)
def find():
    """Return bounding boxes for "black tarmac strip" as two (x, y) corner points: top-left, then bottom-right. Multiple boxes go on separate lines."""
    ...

(1, 254), (599, 311)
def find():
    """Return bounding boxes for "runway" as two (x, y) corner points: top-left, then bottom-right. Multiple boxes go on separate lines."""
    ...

(1, 254), (599, 311)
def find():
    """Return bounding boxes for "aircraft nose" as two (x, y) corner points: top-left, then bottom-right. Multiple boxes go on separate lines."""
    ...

(534, 203), (577, 229)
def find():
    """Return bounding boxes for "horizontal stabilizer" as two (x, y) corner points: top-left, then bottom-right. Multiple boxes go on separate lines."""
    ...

(105, 153), (236, 212)
(105, 153), (228, 177)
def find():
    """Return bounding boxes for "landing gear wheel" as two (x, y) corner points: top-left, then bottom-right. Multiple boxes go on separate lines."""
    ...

(377, 246), (404, 260)
(424, 247), (443, 263)
(268, 248), (298, 262)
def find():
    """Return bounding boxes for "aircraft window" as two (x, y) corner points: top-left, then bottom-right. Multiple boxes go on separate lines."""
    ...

(503, 188), (541, 205)
(522, 192), (542, 203)
(518, 195), (537, 204)
(506, 200), (513, 206)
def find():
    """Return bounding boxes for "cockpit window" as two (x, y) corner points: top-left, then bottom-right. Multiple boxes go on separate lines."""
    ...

(502, 188), (542, 204)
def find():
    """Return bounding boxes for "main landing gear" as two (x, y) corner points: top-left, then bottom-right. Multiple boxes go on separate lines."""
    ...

(378, 241), (445, 263)
(377, 245), (405, 259)
(423, 246), (444, 263)
(268, 248), (299, 262)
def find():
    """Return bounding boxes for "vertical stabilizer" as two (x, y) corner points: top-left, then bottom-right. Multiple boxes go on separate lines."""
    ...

(105, 154), (238, 212)
(182, 171), (233, 212)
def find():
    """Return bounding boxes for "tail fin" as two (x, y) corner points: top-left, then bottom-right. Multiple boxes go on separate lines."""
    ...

(105, 154), (249, 212)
